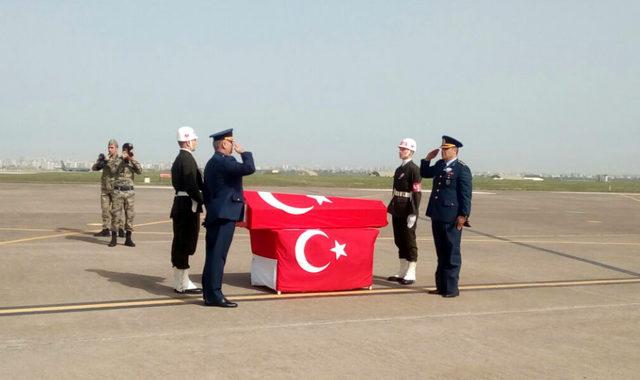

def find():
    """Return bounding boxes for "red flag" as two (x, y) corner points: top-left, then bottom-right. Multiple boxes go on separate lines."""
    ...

(244, 190), (388, 230)
(251, 228), (378, 292)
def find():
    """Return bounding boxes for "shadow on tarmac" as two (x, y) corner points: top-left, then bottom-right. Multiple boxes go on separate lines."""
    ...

(57, 227), (110, 246)
(86, 269), (177, 297)
(466, 228), (640, 277)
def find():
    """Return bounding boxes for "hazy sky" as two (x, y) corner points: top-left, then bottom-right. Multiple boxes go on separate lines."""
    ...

(1, 1), (638, 174)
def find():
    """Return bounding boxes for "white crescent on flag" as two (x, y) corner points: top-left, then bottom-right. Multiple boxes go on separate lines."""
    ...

(295, 230), (330, 273)
(295, 229), (347, 273)
(257, 191), (332, 215)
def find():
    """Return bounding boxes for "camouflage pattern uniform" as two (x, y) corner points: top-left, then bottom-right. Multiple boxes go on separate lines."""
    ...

(92, 154), (119, 230)
(109, 156), (142, 232)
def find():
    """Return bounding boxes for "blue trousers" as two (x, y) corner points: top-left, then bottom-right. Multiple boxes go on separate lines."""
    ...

(203, 219), (236, 303)
(431, 220), (462, 295)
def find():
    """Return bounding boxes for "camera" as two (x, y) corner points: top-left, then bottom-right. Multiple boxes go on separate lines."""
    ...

(94, 153), (107, 170)
(122, 143), (134, 160)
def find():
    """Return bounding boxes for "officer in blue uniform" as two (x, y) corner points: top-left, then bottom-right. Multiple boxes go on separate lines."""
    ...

(420, 136), (472, 298)
(202, 129), (255, 307)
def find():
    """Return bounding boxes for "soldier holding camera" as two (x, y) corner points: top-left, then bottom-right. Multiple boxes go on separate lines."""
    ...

(107, 142), (142, 247)
(92, 139), (123, 237)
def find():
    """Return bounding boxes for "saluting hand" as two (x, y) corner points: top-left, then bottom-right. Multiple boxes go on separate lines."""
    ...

(425, 149), (439, 160)
(233, 142), (245, 154)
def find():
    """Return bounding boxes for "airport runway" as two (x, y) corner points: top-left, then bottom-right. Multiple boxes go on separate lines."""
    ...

(1, 183), (639, 379)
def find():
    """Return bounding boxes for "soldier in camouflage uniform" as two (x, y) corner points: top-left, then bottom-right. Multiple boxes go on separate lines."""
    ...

(108, 142), (142, 247)
(92, 139), (124, 237)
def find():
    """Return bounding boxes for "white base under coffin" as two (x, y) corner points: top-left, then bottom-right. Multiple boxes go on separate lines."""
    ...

(250, 254), (277, 290)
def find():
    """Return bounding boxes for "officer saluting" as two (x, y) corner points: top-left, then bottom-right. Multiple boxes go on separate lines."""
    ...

(202, 129), (255, 308)
(169, 126), (204, 294)
(387, 138), (422, 285)
(420, 135), (472, 298)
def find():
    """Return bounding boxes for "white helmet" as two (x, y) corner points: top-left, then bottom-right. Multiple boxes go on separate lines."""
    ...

(177, 126), (198, 142)
(398, 137), (417, 152)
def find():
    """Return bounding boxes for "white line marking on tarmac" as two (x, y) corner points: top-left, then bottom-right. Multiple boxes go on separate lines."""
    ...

(355, 188), (496, 195)
(619, 194), (640, 202)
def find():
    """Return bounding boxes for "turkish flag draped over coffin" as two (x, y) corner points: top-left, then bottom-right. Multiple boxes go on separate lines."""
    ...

(250, 228), (379, 292)
(244, 190), (387, 293)
(243, 190), (388, 229)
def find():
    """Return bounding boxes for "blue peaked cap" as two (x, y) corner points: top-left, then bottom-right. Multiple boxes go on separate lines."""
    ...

(441, 135), (463, 148)
(209, 128), (233, 141)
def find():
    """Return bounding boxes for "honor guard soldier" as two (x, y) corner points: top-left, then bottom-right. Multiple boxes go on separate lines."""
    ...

(92, 139), (123, 237)
(202, 129), (255, 308)
(170, 126), (204, 294)
(420, 135), (472, 298)
(387, 138), (422, 285)
(108, 142), (142, 247)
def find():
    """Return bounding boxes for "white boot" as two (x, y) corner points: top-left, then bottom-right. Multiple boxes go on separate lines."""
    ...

(173, 268), (185, 292)
(400, 261), (417, 285)
(182, 269), (200, 290)
(387, 259), (409, 282)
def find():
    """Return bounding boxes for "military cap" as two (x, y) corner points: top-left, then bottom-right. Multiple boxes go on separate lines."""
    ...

(440, 135), (463, 149)
(209, 128), (234, 141)
(108, 138), (119, 147)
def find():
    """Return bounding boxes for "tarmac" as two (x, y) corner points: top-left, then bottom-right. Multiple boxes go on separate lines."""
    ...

(1, 182), (639, 379)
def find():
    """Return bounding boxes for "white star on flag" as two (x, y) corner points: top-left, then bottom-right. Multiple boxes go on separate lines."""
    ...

(307, 195), (332, 205)
(330, 240), (347, 260)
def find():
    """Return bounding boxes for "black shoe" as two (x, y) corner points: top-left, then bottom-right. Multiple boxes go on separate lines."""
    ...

(427, 289), (441, 295)
(204, 298), (238, 308)
(108, 231), (117, 247)
(94, 228), (110, 237)
(387, 275), (402, 282)
(118, 229), (125, 238)
(399, 279), (415, 285)
(174, 288), (203, 295)
(124, 231), (135, 247)
(442, 292), (459, 298)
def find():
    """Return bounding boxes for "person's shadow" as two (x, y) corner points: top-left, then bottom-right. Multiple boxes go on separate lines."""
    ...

(189, 272), (272, 293)
(86, 269), (176, 297)
(58, 227), (109, 246)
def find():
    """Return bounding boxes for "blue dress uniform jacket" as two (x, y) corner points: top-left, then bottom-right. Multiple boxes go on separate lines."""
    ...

(203, 151), (255, 224)
(421, 158), (472, 296)
(202, 151), (255, 304)
(422, 159), (472, 222)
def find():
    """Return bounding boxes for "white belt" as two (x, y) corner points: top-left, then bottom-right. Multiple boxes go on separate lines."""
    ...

(393, 190), (412, 198)
(175, 191), (189, 197)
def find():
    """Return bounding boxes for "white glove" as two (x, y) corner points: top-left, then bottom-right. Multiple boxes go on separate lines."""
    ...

(191, 200), (198, 213)
(407, 214), (416, 228)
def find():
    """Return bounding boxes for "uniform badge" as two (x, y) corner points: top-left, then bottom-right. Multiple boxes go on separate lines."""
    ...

(398, 173), (405, 179)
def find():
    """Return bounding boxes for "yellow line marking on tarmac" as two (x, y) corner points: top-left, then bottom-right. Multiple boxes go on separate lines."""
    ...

(0, 220), (171, 246)
(2, 278), (639, 316)
(0, 232), (82, 245)
(135, 220), (171, 227)
(0, 227), (57, 232)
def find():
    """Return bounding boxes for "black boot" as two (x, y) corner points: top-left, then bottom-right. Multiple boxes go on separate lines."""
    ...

(108, 231), (117, 247)
(94, 228), (110, 237)
(124, 231), (136, 247)
(118, 228), (125, 238)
